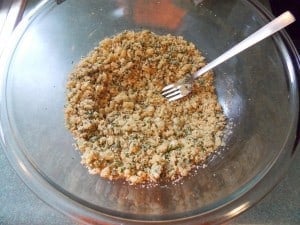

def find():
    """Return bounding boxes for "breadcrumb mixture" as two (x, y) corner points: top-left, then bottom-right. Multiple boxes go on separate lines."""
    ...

(65, 30), (226, 184)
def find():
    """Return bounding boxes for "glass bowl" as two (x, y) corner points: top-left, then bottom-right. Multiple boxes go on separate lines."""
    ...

(0, 0), (299, 224)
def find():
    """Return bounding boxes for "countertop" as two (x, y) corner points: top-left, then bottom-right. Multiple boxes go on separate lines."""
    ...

(0, 0), (299, 224)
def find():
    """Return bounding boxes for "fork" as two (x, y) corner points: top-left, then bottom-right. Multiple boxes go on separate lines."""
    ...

(161, 11), (295, 101)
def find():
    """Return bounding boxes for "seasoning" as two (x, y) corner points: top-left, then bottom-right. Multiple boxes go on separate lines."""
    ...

(65, 30), (226, 184)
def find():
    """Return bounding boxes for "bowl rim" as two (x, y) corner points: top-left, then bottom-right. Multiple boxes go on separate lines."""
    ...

(0, 0), (299, 224)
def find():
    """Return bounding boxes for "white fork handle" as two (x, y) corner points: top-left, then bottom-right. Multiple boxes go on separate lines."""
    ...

(193, 11), (295, 79)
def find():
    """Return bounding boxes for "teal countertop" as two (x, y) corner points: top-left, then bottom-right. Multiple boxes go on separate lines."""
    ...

(1, 147), (299, 224)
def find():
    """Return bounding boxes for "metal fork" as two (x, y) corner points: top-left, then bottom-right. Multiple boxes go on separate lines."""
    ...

(162, 11), (295, 101)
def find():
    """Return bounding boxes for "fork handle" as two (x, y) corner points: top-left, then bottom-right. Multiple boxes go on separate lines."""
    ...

(192, 11), (295, 79)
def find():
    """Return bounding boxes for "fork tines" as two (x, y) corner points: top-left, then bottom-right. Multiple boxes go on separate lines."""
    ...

(161, 85), (183, 101)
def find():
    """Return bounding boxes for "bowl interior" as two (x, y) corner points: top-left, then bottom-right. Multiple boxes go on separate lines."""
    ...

(3, 0), (295, 220)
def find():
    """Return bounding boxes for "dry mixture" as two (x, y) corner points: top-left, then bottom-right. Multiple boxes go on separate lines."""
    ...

(65, 30), (226, 185)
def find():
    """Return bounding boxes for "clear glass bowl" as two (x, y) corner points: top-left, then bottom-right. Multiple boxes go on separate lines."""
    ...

(0, 0), (299, 224)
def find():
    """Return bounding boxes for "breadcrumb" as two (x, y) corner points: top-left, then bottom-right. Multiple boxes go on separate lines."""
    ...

(65, 30), (226, 184)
